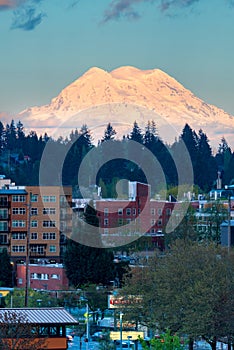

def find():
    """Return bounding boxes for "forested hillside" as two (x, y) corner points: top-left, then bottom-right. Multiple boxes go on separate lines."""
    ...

(0, 119), (233, 195)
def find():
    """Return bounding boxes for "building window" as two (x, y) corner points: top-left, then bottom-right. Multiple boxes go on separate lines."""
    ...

(0, 221), (7, 232)
(126, 208), (131, 216)
(43, 232), (56, 240)
(118, 218), (123, 226)
(31, 232), (38, 240)
(43, 208), (56, 215)
(104, 218), (108, 226)
(151, 219), (156, 225)
(30, 246), (44, 254)
(31, 220), (38, 228)
(126, 218), (131, 224)
(0, 209), (8, 219)
(0, 197), (8, 206)
(118, 208), (123, 216)
(12, 208), (26, 215)
(0, 234), (8, 244)
(138, 208), (141, 214)
(12, 245), (25, 252)
(42, 196), (56, 202)
(51, 274), (59, 279)
(12, 232), (26, 240)
(166, 208), (171, 216)
(12, 195), (26, 202)
(151, 208), (155, 215)
(103, 228), (109, 234)
(158, 219), (162, 226)
(31, 194), (38, 202)
(12, 220), (26, 228)
(49, 245), (56, 253)
(43, 221), (56, 227)
(158, 208), (162, 215)
(18, 278), (23, 284)
(132, 208), (136, 216)
(104, 208), (109, 216)
(31, 208), (38, 215)
(60, 195), (66, 203)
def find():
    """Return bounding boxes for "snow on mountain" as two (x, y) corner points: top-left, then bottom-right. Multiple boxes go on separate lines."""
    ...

(17, 66), (234, 147)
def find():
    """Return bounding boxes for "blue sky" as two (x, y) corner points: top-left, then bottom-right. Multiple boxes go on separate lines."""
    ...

(1, 0), (234, 117)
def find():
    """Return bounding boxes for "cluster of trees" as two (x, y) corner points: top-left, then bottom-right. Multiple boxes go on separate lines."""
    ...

(63, 202), (130, 289)
(120, 241), (234, 350)
(0, 249), (13, 288)
(0, 119), (234, 193)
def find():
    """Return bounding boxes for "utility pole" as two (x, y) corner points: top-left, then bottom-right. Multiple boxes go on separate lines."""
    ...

(225, 186), (232, 254)
(24, 192), (32, 307)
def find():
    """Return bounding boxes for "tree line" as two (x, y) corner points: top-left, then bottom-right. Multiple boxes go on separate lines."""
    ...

(0, 119), (233, 192)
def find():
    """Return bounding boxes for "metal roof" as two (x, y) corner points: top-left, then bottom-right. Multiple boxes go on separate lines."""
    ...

(0, 308), (79, 325)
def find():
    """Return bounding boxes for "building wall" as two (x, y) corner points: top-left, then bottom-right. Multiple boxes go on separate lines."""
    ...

(95, 182), (176, 241)
(0, 184), (72, 264)
(16, 263), (69, 290)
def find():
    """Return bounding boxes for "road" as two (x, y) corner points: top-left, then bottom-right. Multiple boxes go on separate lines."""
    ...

(68, 335), (141, 350)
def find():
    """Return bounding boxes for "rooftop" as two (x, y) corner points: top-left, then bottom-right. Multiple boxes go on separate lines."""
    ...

(0, 307), (79, 325)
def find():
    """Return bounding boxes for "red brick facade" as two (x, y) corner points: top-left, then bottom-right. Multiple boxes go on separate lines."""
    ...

(16, 263), (69, 290)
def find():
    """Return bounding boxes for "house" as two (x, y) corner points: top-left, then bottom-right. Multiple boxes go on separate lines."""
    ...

(0, 307), (78, 350)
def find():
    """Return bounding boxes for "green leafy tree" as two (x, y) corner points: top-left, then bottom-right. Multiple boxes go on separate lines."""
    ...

(122, 241), (234, 350)
(4, 289), (58, 308)
(139, 329), (186, 350)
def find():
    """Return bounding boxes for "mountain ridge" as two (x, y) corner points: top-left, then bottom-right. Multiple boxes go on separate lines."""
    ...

(7, 66), (234, 147)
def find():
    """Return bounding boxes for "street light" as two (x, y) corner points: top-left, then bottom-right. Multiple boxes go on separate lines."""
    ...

(120, 312), (124, 350)
(85, 303), (90, 350)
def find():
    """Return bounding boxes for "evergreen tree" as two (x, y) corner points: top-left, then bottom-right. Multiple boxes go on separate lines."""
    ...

(216, 137), (232, 185)
(0, 121), (5, 153)
(196, 129), (217, 190)
(129, 121), (143, 144)
(5, 120), (17, 151)
(16, 120), (25, 150)
(0, 249), (13, 287)
(101, 123), (116, 142)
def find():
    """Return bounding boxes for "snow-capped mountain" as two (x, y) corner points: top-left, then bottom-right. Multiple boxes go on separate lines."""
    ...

(16, 66), (234, 146)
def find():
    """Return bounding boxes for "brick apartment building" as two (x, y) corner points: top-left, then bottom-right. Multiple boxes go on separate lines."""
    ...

(0, 178), (72, 264)
(95, 182), (176, 249)
(16, 263), (69, 290)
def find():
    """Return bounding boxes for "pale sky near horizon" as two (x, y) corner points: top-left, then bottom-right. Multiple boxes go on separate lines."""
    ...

(1, 0), (234, 119)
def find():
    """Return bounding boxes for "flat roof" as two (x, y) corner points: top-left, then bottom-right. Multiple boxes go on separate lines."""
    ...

(0, 308), (79, 325)
(0, 189), (27, 195)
